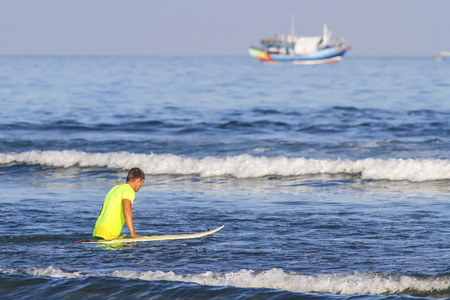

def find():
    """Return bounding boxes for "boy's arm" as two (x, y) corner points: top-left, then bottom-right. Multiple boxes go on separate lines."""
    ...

(123, 199), (142, 238)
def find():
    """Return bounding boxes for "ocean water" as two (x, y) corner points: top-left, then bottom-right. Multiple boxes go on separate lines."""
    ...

(0, 55), (450, 299)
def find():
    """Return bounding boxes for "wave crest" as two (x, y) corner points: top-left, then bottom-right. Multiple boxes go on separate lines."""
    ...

(1, 150), (449, 181)
(113, 268), (450, 296)
(5, 267), (450, 297)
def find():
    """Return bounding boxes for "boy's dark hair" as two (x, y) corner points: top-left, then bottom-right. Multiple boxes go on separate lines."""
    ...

(126, 167), (145, 182)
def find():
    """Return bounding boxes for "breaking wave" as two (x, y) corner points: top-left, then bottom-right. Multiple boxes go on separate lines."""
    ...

(3, 267), (450, 297)
(1, 150), (449, 181)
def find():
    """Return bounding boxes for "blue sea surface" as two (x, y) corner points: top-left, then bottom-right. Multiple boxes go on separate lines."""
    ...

(0, 56), (450, 299)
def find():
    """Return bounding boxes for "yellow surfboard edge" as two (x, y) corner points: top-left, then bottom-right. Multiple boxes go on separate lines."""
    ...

(79, 225), (224, 244)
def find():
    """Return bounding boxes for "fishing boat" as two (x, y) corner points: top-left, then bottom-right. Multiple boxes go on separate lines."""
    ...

(433, 51), (450, 61)
(249, 22), (351, 64)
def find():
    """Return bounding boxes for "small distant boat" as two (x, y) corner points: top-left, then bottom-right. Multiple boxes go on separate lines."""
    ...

(433, 51), (450, 61)
(249, 19), (351, 64)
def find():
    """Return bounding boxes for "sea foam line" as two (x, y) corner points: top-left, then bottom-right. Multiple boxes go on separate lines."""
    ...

(5, 267), (450, 296)
(1, 150), (449, 181)
(112, 268), (450, 296)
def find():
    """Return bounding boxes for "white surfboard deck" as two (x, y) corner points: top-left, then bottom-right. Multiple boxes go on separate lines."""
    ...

(81, 225), (224, 244)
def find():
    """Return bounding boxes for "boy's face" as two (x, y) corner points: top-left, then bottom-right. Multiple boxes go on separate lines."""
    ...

(133, 178), (145, 192)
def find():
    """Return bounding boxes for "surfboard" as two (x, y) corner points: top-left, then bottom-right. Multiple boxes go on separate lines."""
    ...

(78, 225), (224, 244)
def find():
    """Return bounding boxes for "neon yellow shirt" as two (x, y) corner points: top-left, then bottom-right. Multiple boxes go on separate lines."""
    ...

(93, 183), (135, 240)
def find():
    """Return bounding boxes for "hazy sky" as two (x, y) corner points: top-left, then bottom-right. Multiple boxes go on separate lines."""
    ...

(1, 0), (449, 56)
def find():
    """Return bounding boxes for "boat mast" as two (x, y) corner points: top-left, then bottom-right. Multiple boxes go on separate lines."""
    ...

(290, 14), (295, 36)
(287, 14), (297, 45)
(322, 24), (329, 45)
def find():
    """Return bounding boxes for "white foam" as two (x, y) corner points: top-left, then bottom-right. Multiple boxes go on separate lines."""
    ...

(3, 267), (450, 295)
(26, 266), (82, 278)
(1, 150), (449, 181)
(112, 268), (450, 295)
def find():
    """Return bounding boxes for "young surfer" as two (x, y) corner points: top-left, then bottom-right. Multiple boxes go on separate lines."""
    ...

(93, 167), (145, 240)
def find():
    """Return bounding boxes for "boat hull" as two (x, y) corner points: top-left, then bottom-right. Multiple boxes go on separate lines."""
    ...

(249, 46), (351, 64)
(248, 47), (274, 62)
